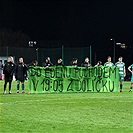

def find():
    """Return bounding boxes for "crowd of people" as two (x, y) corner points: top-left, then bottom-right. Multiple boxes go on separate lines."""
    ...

(0, 55), (133, 94)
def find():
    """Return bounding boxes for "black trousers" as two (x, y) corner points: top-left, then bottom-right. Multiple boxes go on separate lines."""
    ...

(4, 78), (12, 92)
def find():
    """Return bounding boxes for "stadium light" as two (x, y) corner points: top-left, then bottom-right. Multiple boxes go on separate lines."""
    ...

(28, 41), (39, 62)
(29, 41), (37, 47)
(116, 43), (126, 49)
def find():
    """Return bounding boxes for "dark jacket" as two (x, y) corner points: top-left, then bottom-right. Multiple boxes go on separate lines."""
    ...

(71, 62), (78, 67)
(15, 62), (27, 81)
(81, 62), (91, 67)
(56, 63), (64, 66)
(43, 61), (53, 67)
(3, 62), (15, 79)
(0, 62), (3, 70)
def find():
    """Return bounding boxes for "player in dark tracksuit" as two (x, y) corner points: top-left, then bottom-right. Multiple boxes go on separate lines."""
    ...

(15, 58), (27, 93)
(3, 56), (15, 94)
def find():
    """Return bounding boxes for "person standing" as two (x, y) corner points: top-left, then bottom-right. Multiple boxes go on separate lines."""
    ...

(43, 57), (53, 68)
(71, 58), (78, 67)
(128, 64), (133, 92)
(56, 58), (64, 66)
(0, 61), (3, 80)
(32, 60), (38, 67)
(104, 56), (114, 66)
(95, 61), (102, 67)
(3, 56), (15, 94)
(15, 57), (27, 93)
(28, 60), (38, 67)
(115, 56), (126, 92)
(81, 57), (91, 67)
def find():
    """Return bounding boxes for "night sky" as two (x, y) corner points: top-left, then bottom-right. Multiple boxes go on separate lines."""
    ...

(0, 0), (133, 45)
(0, 0), (133, 48)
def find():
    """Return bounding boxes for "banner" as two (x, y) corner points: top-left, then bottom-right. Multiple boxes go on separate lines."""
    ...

(28, 66), (119, 93)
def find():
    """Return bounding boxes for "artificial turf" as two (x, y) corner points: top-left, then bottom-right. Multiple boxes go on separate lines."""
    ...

(0, 80), (132, 133)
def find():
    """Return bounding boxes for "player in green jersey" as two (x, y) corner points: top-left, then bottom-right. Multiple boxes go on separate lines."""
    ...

(128, 64), (133, 92)
(104, 56), (114, 66)
(115, 56), (126, 92)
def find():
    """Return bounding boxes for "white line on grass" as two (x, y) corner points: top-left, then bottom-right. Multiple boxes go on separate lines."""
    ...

(0, 99), (77, 105)
(0, 98), (132, 105)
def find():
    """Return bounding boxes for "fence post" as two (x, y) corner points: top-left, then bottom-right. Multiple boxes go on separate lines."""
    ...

(90, 45), (92, 65)
(36, 48), (39, 62)
(62, 45), (64, 64)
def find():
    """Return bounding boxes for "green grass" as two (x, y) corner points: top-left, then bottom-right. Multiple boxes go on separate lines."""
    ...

(0, 80), (132, 133)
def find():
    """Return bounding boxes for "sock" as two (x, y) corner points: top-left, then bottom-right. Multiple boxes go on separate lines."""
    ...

(4, 83), (7, 91)
(120, 84), (122, 90)
(4, 80), (8, 92)
(9, 81), (12, 92)
(22, 84), (24, 91)
(130, 87), (132, 90)
(17, 84), (20, 91)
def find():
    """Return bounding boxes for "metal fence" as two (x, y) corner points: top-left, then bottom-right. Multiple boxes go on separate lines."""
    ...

(0, 46), (91, 66)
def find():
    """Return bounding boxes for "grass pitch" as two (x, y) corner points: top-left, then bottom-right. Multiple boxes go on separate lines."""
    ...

(0, 80), (132, 133)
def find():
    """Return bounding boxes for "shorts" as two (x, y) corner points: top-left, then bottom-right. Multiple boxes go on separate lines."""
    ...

(17, 80), (25, 83)
(131, 75), (133, 82)
(119, 74), (124, 81)
(5, 78), (12, 82)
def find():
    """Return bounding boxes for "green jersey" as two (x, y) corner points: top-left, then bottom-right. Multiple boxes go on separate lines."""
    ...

(104, 62), (114, 67)
(128, 64), (133, 71)
(115, 62), (125, 75)
(129, 64), (133, 82)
